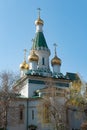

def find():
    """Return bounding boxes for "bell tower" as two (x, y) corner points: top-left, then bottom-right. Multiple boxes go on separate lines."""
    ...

(28, 9), (51, 73)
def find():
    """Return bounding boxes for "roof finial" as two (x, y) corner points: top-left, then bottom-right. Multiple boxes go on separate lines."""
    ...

(53, 43), (57, 56)
(32, 38), (34, 44)
(24, 49), (27, 61)
(37, 8), (41, 18)
(31, 38), (35, 50)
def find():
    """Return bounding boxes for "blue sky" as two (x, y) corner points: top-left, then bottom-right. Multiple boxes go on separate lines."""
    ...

(0, 0), (87, 81)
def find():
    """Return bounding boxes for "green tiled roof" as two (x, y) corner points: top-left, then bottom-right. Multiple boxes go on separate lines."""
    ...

(66, 73), (79, 81)
(32, 32), (48, 49)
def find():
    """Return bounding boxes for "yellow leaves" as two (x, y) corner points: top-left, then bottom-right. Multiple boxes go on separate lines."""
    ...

(37, 100), (50, 124)
(66, 80), (83, 107)
(71, 99), (77, 105)
(71, 99), (79, 106)
(67, 99), (78, 106)
(43, 104), (50, 123)
(67, 95), (85, 107)
(71, 80), (81, 93)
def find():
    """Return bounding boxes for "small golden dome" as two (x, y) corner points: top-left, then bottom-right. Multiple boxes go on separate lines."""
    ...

(28, 51), (39, 62)
(35, 18), (44, 25)
(25, 63), (29, 69)
(51, 56), (61, 66)
(20, 61), (29, 70)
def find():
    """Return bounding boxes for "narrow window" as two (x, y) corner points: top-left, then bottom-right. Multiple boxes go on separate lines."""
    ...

(32, 110), (34, 120)
(42, 57), (45, 65)
(19, 105), (24, 123)
(20, 109), (23, 120)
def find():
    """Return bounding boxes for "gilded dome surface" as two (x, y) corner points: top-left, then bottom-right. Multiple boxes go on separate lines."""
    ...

(20, 61), (29, 70)
(35, 18), (44, 25)
(51, 56), (61, 66)
(28, 51), (39, 62)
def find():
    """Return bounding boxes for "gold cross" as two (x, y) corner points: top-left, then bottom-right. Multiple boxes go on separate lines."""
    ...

(53, 43), (57, 56)
(37, 8), (41, 18)
(24, 49), (27, 61)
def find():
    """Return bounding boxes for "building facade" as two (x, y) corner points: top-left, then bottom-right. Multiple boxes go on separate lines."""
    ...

(7, 10), (86, 130)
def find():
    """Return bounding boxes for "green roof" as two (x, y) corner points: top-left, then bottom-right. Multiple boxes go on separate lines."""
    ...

(66, 73), (80, 81)
(32, 32), (48, 49)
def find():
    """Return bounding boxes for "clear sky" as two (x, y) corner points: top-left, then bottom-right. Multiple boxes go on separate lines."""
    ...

(0, 0), (87, 81)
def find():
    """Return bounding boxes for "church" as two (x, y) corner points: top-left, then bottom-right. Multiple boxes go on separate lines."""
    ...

(7, 10), (86, 130)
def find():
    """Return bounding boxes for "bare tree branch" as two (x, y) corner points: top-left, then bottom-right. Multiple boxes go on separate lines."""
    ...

(0, 71), (19, 130)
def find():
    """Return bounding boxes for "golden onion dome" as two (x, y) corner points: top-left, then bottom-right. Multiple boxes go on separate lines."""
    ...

(35, 18), (44, 25)
(25, 63), (29, 69)
(28, 51), (39, 62)
(20, 61), (29, 70)
(51, 56), (61, 66)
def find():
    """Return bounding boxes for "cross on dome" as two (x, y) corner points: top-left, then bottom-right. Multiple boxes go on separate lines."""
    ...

(53, 43), (57, 56)
(37, 8), (41, 18)
(20, 49), (29, 70)
(32, 38), (35, 44)
(35, 8), (44, 26)
(31, 38), (35, 50)
(24, 49), (27, 61)
(51, 43), (61, 67)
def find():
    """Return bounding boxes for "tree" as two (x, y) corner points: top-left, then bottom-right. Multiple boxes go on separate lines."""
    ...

(0, 71), (19, 130)
(65, 79), (87, 129)
(37, 80), (68, 130)
(66, 80), (83, 106)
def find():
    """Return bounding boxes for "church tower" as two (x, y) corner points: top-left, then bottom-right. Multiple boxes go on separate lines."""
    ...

(28, 9), (50, 75)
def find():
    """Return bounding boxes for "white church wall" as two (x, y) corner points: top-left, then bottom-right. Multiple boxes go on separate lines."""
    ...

(28, 82), (45, 97)
(20, 83), (29, 97)
(28, 100), (38, 126)
(35, 50), (50, 70)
